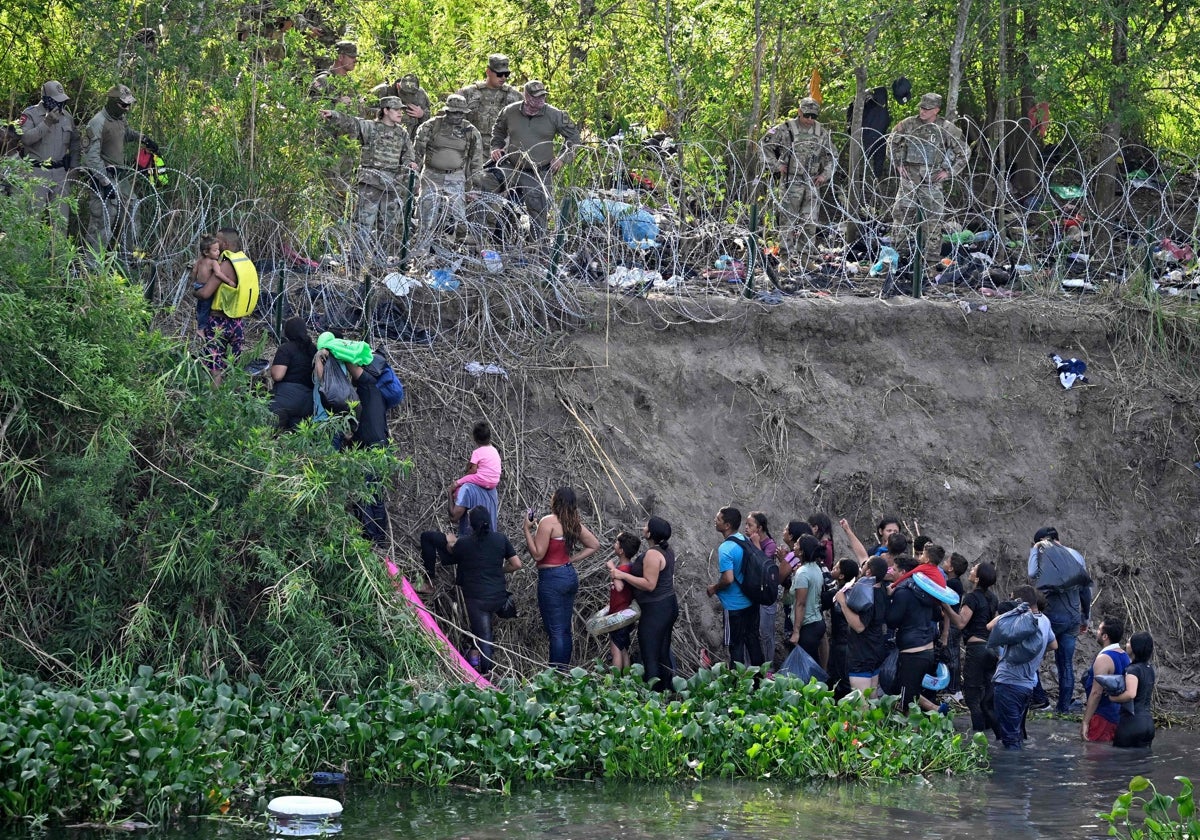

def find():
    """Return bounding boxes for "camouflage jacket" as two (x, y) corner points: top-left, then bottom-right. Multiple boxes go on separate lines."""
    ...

(887, 115), (969, 175)
(761, 118), (835, 181)
(326, 111), (415, 189)
(455, 80), (522, 138)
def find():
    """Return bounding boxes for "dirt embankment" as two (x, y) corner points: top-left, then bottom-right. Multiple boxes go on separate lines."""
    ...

(390, 294), (1199, 708)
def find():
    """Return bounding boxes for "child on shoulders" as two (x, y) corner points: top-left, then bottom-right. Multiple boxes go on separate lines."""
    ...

(449, 421), (502, 499)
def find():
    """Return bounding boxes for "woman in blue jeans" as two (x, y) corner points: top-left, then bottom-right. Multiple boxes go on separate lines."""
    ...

(523, 487), (600, 671)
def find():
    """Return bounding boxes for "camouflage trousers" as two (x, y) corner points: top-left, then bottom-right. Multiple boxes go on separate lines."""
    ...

(773, 178), (822, 257)
(418, 170), (468, 232)
(84, 175), (139, 255)
(890, 172), (945, 263)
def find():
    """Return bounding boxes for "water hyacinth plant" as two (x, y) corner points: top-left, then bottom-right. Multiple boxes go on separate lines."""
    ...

(0, 665), (987, 825)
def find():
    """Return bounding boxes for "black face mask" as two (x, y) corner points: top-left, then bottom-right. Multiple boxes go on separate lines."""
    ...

(445, 113), (464, 126)
(42, 96), (65, 111)
(105, 99), (131, 119)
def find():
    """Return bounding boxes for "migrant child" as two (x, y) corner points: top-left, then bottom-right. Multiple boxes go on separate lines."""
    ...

(191, 235), (227, 333)
(449, 421), (502, 501)
(605, 532), (640, 670)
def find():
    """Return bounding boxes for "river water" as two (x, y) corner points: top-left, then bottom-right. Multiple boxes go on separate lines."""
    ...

(45, 717), (1200, 840)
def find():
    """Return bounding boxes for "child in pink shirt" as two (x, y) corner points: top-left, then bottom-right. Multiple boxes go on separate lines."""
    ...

(450, 421), (501, 499)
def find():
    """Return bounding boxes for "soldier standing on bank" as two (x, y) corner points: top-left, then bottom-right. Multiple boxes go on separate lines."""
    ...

(457, 54), (522, 148)
(80, 84), (157, 254)
(887, 92), (970, 269)
(310, 40), (359, 107)
(761, 96), (836, 260)
(15, 81), (78, 224)
(369, 74), (430, 137)
(412, 94), (483, 236)
(490, 80), (580, 239)
(321, 95), (416, 245)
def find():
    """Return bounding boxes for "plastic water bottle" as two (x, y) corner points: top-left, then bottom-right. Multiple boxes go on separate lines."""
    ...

(481, 250), (502, 273)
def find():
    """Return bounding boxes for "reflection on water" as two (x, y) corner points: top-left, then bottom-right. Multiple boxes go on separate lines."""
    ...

(37, 718), (1200, 840)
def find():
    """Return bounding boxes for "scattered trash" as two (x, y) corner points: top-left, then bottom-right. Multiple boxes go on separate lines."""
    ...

(481, 250), (503, 273)
(869, 246), (900, 276)
(1061, 278), (1097, 292)
(384, 272), (420, 297)
(427, 269), (460, 291)
(1049, 353), (1089, 389)
(464, 361), (509, 380)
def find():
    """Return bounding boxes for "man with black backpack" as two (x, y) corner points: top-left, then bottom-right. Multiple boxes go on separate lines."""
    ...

(1026, 526), (1092, 713)
(707, 506), (766, 669)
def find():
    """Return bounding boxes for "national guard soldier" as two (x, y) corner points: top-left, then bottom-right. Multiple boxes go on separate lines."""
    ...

(490, 80), (581, 238)
(412, 94), (483, 235)
(761, 96), (836, 259)
(16, 80), (79, 223)
(368, 73), (430, 137)
(887, 92), (970, 268)
(321, 95), (416, 243)
(456, 54), (522, 140)
(80, 84), (157, 254)
(310, 40), (359, 107)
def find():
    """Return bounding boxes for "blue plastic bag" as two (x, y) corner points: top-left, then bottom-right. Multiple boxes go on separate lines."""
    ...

(779, 644), (828, 685)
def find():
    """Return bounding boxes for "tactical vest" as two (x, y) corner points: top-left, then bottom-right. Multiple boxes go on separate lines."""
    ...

(462, 81), (520, 135)
(902, 121), (950, 168)
(360, 121), (411, 172)
(424, 119), (473, 172)
(783, 119), (828, 173)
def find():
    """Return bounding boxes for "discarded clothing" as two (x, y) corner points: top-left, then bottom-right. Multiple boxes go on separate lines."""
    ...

(464, 361), (509, 380)
(1050, 353), (1089, 389)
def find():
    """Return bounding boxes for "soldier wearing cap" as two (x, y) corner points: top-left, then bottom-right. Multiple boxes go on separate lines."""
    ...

(412, 94), (484, 235)
(310, 40), (359, 106)
(887, 92), (970, 267)
(15, 81), (79, 223)
(80, 83), (157, 253)
(456, 54), (522, 139)
(490, 79), (581, 238)
(368, 73), (430, 136)
(761, 96), (836, 258)
(320, 94), (416, 242)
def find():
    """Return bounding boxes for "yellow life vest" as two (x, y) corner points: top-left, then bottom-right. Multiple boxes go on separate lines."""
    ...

(214, 251), (259, 318)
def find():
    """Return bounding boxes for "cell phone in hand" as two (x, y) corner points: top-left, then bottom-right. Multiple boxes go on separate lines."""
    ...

(527, 507), (536, 522)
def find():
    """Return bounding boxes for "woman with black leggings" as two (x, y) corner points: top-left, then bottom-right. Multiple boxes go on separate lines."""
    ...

(609, 516), (678, 691)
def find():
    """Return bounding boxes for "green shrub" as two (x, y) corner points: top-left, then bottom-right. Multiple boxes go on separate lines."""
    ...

(1101, 775), (1198, 839)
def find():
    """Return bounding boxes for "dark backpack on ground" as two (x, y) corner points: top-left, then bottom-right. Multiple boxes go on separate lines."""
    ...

(1030, 541), (1090, 591)
(726, 536), (779, 606)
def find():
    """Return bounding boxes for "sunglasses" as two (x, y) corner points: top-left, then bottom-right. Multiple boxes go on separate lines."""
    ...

(495, 71), (510, 77)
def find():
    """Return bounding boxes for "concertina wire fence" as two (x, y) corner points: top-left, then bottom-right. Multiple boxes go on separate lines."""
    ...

(58, 116), (1200, 355)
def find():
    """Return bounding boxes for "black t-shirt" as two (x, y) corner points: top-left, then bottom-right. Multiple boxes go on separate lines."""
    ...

(272, 340), (315, 387)
(961, 588), (999, 641)
(351, 370), (388, 447)
(445, 531), (516, 602)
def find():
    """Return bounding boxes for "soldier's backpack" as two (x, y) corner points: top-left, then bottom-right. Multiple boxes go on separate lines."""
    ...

(726, 536), (780, 606)
(1030, 540), (1090, 591)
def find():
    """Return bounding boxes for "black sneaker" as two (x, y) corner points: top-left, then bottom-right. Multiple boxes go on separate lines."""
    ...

(1029, 698), (1052, 711)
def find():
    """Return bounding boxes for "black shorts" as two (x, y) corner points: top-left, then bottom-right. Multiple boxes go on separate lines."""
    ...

(610, 626), (632, 651)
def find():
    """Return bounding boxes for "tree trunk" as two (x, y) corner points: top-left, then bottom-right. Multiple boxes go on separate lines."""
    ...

(946, 0), (974, 119)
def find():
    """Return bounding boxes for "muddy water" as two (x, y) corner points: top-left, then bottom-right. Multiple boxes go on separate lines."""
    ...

(340, 718), (1199, 840)
(38, 718), (1200, 840)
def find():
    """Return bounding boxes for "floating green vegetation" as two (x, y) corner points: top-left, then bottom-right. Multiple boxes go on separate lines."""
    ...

(1100, 775), (1197, 839)
(0, 665), (986, 825)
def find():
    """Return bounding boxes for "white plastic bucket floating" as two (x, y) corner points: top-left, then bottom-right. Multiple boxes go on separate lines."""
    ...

(267, 796), (343, 837)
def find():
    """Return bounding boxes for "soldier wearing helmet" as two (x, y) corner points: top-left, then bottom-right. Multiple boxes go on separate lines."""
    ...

(368, 73), (431, 136)
(15, 81), (79, 224)
(761, 95), (836, 260)
(80, 84), (157, 254)
(887, 92), (970, 269)
(412, 94), (484, 235)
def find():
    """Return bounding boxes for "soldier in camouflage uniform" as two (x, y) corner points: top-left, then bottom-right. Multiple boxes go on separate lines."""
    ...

(457, 54), (522, 153)
(310, 40), (359, 107)
(413, 94), (483, 235)
(887, 92), (970, 266)
(15, 80), (79, 224)
(368, 74), (430, 136)
(761, 96), (836, 259)
(490, 80), (581, 239)
(320, 95), (416, 241)
(80, 84), (156, 254)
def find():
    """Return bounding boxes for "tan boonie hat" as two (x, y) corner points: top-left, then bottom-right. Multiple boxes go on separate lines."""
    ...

(335, 40), (357, 57)
(106, 84), (135, 105)
(444, 94), (470, 113)
(42, 81), (70, 103)
(379, 96), (403, 109)
(919, 92), (943, 110)
(487, 53), (510, 73)
(524, 79), (548, 98)
(799, 96), (819, 116)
